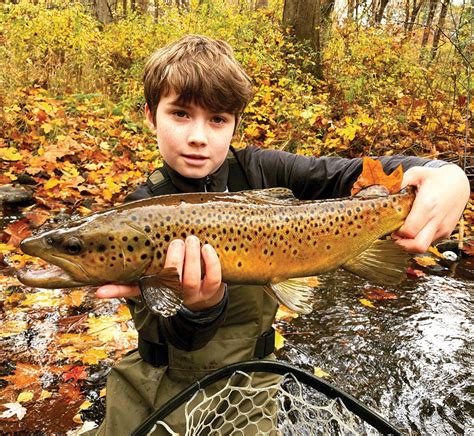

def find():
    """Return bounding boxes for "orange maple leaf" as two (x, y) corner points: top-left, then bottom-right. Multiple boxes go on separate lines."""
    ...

(351, 157), (403, 195)
(4, 219), (31, 247)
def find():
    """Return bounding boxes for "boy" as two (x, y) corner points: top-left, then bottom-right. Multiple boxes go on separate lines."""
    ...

(93, 35), (470, 434)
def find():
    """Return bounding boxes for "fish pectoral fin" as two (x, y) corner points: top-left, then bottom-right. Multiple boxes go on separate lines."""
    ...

(265, 278), (315, 314)
(139, 267), (183, 317)
(342, 239), (409, 284)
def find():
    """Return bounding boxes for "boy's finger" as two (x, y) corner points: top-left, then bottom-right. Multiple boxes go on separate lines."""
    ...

(396, 192), (435, 239)
(164, 239), (185, 279)
(96, 284), (140, 299)
(182, 236), (202, 293)
(201, 244), (222, 293)
(394, 219), (438, 253)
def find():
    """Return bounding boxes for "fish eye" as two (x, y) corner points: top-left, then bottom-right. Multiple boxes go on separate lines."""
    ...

(46, 237), (54, 246)
(65, 237), (83, 255)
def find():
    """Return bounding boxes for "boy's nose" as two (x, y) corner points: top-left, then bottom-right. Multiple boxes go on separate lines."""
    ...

(187, 123), (208, 146)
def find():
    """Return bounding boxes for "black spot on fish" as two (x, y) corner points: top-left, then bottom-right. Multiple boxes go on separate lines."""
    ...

(166, 216), (171, 222)
(97, 244), (106, 252)
(292, 249), (297, 255)
(141, 254), (147, 260)
(100, 256), (104, 262)
(356, 207), (361, 213)
(133, 236), (139, 242)
(347, 210), (352, 216)
(127, 245), (134, 252)
(144, 225), (151, 233)
(383, 202), (388, 208)
(155, 233), (161, 239)
(109, 236), (114, 241)
(145, 240), (151, 247)
(326, 245), (331, 250)
(122, 236), (128, 242)
(335, 229), (340, 235)
(237, 261), (242, 268)
(156, 252), (162, 259)
(164, 235), (170, 242)
(131, 215), (137, 221)
(111, 245), (116, 249)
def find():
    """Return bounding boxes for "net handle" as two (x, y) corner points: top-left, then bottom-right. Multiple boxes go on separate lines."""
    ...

(131, 359), (401, 436)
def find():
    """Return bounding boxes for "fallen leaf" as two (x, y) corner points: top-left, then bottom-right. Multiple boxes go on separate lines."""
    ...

(359, 298), (376, 308)
(363, 287), (397, 300)
(275, 305), (299, 322)
(274, 330), (286, 350)
(4, 219), (31, 247)
(16, 391), (34, 403)
(414, 256), (438, 267)
(406, 267), (425, 277)
(63, 366), (88, 384)
(313, 367), (330, 378)
(0, 402), (27, 420)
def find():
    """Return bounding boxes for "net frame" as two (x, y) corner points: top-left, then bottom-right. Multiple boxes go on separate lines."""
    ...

(131, 360), (401, 436)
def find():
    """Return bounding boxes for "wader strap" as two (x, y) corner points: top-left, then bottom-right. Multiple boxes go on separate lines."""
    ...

(254, 327), (276, 359)
(138, 336), (168, 367)
(138, 328), (276, 367)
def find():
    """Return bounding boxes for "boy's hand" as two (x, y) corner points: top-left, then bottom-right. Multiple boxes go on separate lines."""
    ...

(393, 164), (470, 253)
(96, 236), (225, 312)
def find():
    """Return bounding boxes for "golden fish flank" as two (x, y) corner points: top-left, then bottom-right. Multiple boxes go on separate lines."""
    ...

(18, 187), (415, 316)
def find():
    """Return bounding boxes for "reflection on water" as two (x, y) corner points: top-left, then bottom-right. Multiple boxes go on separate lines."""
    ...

(277, 267), (473, 434)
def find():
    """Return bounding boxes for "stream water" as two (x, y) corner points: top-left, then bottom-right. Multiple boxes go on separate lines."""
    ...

(1, 204), (472, 434)
(277, 264), (473, 434)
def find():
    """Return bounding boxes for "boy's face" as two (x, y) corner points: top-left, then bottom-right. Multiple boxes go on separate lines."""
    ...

(146, 91), (236, 179)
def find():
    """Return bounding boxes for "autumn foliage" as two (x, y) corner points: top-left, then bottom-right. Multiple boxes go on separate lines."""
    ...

(0, 0), (472, 432)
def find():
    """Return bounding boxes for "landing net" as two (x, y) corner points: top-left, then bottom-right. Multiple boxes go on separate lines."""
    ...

(132, 360), (400, 436)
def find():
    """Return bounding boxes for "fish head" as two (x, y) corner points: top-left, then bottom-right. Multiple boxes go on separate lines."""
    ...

(18, 211), (154, 288)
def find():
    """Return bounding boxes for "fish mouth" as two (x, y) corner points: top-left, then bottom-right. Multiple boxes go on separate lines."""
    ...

(17, 255), (96, 289)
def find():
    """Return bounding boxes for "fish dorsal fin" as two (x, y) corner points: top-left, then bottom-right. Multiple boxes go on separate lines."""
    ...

(139, 267), (183, 317)
(342, 239), (409, 284)
(265, 277), (315, 314)
(354, 185), (390, 198)
(241, 188), (302, 205)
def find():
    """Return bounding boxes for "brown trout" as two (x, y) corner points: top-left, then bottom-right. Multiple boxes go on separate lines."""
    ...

(18, 187), (415, 316)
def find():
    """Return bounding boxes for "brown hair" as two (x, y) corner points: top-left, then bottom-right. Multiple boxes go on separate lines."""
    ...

(143, 35), (254, 126)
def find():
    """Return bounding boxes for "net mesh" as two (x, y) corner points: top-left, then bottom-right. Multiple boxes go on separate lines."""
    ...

(152, 370), (379, 435)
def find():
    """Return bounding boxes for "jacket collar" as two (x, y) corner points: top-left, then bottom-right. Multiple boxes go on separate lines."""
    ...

(164, 159), (229, 193)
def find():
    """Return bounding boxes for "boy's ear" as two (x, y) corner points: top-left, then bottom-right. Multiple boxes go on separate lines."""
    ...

(145, 104), (157, 133)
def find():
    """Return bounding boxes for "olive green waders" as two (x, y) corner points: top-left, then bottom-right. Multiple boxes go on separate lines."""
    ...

(92, 285), (280, 435)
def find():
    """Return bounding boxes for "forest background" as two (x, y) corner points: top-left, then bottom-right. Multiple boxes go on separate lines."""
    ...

(0, 0), (472, 432)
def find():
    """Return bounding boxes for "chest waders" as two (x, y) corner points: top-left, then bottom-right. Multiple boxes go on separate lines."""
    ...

(93, 152), (279, 435)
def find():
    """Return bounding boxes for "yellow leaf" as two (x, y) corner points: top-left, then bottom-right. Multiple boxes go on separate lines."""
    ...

(43, 178), (61, 190)
(275, 306), (299, 322)
(62, 290), (86, 307)
(359, 298), (375, 308)
(427, 246), (443, 258)
(414, 256), (438, 267)
(0, 147), (22, 161)
(313, 367), (330, 378)
(79, 400), (93, 411)
(21, 290), (62, 307)
(274, 330), (286, 350)
(39, 390), (52, 401)
(41, 123), (53, 134)
(17, 391), (34, 403)
(82, 348), (108, 365)
(0, 320), (28, 338)
(73, 413), (83, 424)
(99, 388), (106, 398)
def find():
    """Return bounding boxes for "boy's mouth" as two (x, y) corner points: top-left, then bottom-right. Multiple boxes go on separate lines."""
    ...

(182, 154), (209, 165)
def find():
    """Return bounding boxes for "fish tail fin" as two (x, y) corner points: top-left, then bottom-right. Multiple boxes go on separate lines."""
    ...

(342, 239), (409, 284)
(139, 267), (183, 317)
(266, 278), (315, 314)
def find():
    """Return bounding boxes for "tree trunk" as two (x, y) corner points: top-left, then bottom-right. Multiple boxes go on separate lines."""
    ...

(283, 0), (331, 79)
(347, 0), (355, 20)
(375, 0), (390, 23)
(421, 0), (438, 47)
(431, 0), (448, 60)
(255, 0), (269, 10)
(407, 0), (425, 32)
(404, 0), (410, 32)
(95, 0), (114, 23)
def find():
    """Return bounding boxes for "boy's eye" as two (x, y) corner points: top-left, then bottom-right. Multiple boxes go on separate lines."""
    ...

(174, 111), (189, 118)
(211, 116), (227, 124)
